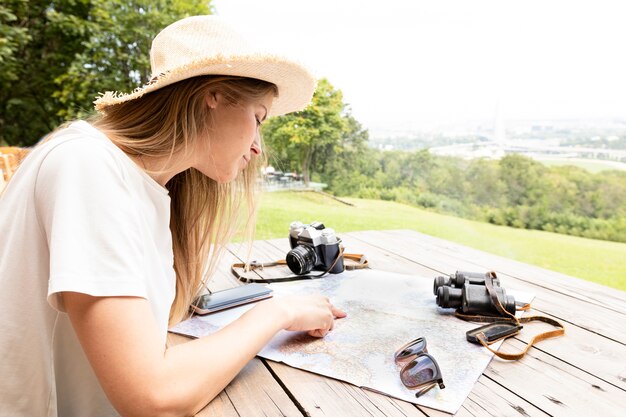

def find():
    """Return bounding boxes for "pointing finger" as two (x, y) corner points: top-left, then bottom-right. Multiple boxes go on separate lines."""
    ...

(308, 328), (328, 338)
(332, 305), (347, 318)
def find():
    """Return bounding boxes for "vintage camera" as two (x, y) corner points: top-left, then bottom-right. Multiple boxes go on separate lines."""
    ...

(286, 221), (344, 275)
(434, 271), (516, 316)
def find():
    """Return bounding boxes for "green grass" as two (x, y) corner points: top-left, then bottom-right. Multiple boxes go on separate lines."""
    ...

(256, 191), (626, 291)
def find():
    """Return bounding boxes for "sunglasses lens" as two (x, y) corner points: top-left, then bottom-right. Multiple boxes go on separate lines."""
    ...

(395, 338), (427, 362)
(400, 355), (437, 388)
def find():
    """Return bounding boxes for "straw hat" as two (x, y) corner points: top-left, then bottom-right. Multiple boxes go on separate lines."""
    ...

(94, 15), (316, 117)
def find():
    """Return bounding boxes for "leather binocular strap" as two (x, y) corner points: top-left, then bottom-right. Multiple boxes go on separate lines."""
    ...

(230, 247), (369, 283)
(456, 312), (565, 361)
(484, 271), (518, 321)
(456, 271), (565, 361)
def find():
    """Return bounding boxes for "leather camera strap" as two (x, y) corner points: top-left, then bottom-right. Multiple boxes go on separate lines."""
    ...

(455, 271), (565, 360)
(230, 247), (369, 283)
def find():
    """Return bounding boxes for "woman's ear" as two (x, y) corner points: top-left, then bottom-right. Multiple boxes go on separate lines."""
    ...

(205, 92), (219, 109)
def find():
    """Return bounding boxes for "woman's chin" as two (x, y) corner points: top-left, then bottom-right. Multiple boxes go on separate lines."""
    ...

(197, 166), (238, 184)
(216, 170), (240, 184)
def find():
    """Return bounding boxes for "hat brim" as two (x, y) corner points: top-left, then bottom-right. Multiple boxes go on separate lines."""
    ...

(94, 53), (316, 117)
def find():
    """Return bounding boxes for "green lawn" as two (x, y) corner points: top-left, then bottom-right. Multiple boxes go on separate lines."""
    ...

(256, 191), (626, 291)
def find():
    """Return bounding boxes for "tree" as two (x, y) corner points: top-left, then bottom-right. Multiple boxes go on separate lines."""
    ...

(465, 158), (506, 207)
(262, 78), (348, 185)
(1, 0), (92, 146)
(0, 0), (212, 147)
(0, 3), (30, 105)
(315, 112), (372, 195)
(498, 154), (548, 207)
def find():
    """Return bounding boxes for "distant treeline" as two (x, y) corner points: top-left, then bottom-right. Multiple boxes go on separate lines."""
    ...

(368, 134), (490, 151)
(562, 136), (626, 150)
(317, 149), (626, 243)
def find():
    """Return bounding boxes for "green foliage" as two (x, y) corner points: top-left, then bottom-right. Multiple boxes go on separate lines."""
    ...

(262, 78), (358, 184)
(0, 0), (212, 146)
(499, 154), (548, 206)
(0, 2), (30, 90)
(334, 150), (626, 243)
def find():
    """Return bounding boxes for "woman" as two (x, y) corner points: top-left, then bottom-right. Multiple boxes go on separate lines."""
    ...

(0, 16), (346, 417)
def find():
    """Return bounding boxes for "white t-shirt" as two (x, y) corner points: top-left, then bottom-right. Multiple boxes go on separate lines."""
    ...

(0, 121), (176, 416)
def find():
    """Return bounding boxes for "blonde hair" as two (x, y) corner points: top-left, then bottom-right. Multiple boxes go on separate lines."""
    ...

(91, 75), (277, 324)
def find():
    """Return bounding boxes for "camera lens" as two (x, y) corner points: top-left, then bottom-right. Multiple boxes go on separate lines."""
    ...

(286, 245), (318, 275)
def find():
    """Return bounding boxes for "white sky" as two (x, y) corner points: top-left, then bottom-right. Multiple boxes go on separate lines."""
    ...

(212, 0), (626, 131)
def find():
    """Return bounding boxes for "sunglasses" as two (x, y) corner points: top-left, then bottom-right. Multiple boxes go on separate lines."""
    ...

(394, 337), (445, 397)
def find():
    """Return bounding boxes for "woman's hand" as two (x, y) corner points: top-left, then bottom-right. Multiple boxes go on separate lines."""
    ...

(268, 295), (347, 337)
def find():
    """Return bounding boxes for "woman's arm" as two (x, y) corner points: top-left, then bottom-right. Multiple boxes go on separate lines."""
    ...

(64, 292), (345, 417)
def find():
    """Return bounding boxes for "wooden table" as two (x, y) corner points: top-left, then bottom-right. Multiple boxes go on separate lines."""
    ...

(168, 229), (626, 417)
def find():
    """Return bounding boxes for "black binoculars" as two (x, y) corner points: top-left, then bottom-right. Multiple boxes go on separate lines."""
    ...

(433, 271), (516, 316)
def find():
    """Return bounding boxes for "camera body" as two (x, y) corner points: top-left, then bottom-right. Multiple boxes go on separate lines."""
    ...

(286, 221), (344, 275)
(434, 271), (516, 316)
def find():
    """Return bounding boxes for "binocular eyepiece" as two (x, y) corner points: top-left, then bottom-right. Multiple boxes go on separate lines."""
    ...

(434, 271), (516, 316)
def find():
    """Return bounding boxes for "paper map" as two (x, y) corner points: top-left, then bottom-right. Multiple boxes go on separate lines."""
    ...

(169, 269), (533, 414)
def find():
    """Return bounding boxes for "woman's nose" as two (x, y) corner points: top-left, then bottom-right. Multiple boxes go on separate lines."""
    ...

(251, 135), (262, 155)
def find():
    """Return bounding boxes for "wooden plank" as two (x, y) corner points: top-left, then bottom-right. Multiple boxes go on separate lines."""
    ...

(514, 308), (626, 391)
(204, 249), (250, 291)
(457, 376), (549, 417)
(485, 338), (626, 417)
(267, 361), (427, 417)
(219, 359), (304, 417)
(374, 229), (626, 309)
(195, 390), (240, 417)
(363, 374), (551, 417)
(361, 389), (443, 417)
(346, 230), (626, 344)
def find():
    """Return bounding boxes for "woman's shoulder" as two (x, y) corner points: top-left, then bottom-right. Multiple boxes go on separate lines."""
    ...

(39, 121), (117, 157)
(24, 122), (133, 193)
(34, 121), (134, 174)
(34, 122), (169, 197)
